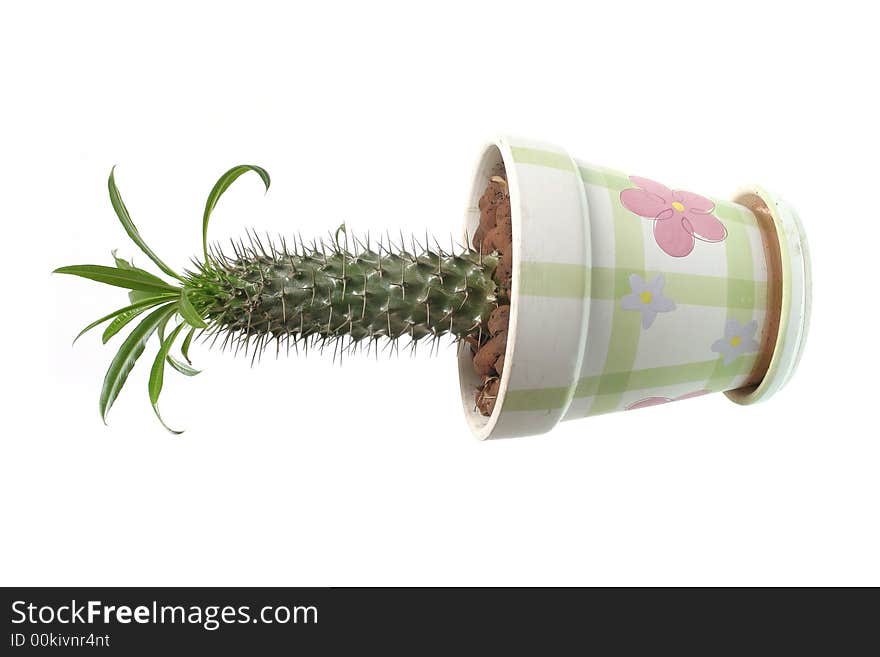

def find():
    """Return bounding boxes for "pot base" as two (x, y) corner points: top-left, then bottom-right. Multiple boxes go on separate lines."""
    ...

(725, 187), (811, 405)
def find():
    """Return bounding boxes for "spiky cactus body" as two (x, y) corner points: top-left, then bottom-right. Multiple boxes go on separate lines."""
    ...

(191, 239), (499, 352)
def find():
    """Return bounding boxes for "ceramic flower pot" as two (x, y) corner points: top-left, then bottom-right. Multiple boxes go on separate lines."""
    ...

(458, 137), (811, 440)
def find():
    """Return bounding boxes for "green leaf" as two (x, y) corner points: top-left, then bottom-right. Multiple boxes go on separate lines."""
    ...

(102, 299), (169, 343)
(166, 355), (201, 377)
(54, 265), (180, 294)
(99, 303), (177, 424)
(164, 324), (200, 375)
(149, 321), (187, 434)
(74, 312), (125, 346)
(178, 289), (207, 328)
(129, 289), (159, 304)
(72, 295), (175, 345)
(334, 223), (347, 251)
(202, 165), (270, 264)
(108, 167), (184, 282)
(112, 249), (134, 269)
(156, 308), (175, 345)
(112, 249), (170, 287)
(180, 327), (195, 364)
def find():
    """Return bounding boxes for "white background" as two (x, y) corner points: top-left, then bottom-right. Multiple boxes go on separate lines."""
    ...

(2, 1), (878, 586)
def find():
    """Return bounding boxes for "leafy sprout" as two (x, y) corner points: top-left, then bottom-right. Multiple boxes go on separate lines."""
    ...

(54, 165), (270, 433)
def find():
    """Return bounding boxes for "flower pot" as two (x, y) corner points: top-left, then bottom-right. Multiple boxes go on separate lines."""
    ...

(458, 137), (811, 440)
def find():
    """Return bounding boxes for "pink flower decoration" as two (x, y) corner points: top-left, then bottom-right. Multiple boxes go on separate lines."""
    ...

(625, 390), (709, 411)
(620, 177), (727, 257)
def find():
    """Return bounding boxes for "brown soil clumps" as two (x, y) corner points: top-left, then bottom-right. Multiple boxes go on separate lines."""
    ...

(472, 175), (512, 417)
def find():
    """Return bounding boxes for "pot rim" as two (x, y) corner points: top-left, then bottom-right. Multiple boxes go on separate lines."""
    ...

(457, 137), (592, 439)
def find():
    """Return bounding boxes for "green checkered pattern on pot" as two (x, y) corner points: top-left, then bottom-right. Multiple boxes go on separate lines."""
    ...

(503, 147), (768, 417)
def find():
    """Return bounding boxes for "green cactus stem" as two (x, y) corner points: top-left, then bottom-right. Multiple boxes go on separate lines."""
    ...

(193, 234), (498, 356)
(54, 165), (499, 432)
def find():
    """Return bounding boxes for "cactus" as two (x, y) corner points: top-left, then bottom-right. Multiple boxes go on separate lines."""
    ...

(195, 233), (499, 354)
(55, 166), (500, 432)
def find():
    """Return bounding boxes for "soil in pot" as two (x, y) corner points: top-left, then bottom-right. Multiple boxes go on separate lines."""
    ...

(472, 175), (512, 416)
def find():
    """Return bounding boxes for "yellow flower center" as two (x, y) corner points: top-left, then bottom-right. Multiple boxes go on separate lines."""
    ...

(639, 291), (653, 304)
(729, 336), (742, 347)
(671, 201), (685, 212)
